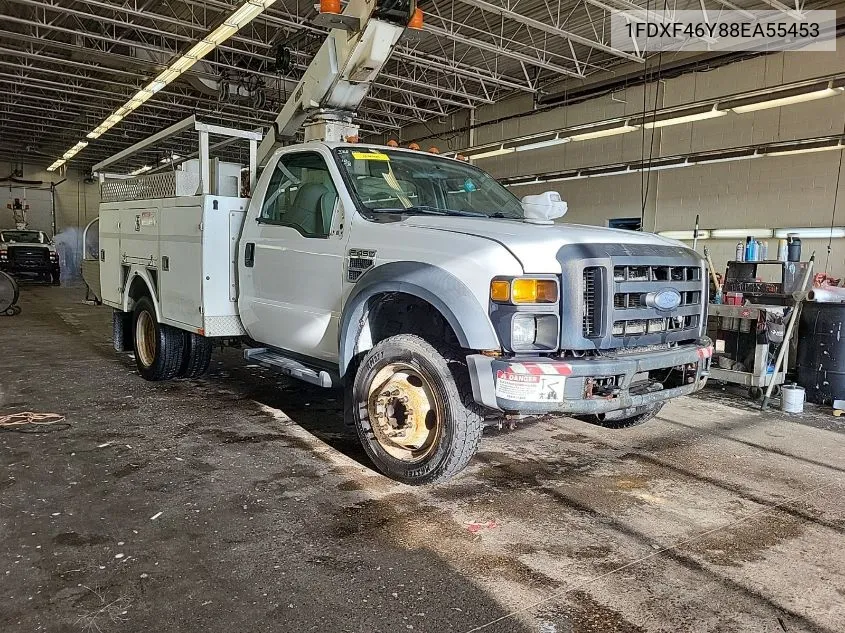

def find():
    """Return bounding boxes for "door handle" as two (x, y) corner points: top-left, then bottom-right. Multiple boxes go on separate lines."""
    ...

(244, 242), (255, 267)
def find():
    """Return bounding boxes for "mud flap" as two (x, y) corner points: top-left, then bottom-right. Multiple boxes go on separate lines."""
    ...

(112, 310), (133, 352)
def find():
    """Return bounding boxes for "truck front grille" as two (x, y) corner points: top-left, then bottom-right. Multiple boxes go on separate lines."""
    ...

(9, 246), (49, 267)
(609, 263), (703, 340)
(582, 267), (599, 337)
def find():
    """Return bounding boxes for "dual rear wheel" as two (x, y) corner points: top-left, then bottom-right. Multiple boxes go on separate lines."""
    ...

(132, 297), (213, 381)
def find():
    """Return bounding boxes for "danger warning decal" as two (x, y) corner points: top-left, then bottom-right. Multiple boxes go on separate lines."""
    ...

(495, 370), (566, 403)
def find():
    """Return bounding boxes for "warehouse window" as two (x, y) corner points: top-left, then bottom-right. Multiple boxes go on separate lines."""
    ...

(608, 217), (642, 231)
(260, 152), (338, 238)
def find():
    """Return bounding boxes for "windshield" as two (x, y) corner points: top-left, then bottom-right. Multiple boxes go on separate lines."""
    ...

(334, 147), (524, 219)
(1, 230), (45, 244)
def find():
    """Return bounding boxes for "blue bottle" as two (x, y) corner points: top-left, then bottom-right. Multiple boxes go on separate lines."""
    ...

(746, 238), (756, 262)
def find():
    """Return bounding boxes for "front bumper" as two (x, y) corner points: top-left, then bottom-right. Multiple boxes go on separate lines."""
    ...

(467, 338), (712, 415)
(0, 261), (59, 274)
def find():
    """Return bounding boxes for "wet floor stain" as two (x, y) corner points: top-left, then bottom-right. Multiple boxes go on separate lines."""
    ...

(681, 512), (805, 567)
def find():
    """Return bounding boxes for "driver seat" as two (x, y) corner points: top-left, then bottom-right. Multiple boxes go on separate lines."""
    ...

(287, 183), (337, 236)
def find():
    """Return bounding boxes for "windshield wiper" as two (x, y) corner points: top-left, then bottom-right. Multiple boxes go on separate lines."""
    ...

(371, 205), (487, 217)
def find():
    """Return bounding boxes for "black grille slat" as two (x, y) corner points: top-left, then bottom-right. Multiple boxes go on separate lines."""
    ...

(583, 267), (599, 337)
(613, 289), (701, 310)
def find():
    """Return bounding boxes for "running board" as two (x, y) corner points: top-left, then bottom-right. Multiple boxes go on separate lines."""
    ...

(244, 348), (334, 388)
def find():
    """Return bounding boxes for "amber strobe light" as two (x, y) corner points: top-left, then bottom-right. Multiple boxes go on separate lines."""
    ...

(491, 279), (558, 304)
(320, 0), (341, 14)
(408, 7), (423, 29)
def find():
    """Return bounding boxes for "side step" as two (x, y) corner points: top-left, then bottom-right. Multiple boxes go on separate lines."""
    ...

(244, 348), (335, 388)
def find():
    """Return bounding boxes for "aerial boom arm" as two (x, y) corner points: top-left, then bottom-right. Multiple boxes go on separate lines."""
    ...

(257, 0), (414, 163)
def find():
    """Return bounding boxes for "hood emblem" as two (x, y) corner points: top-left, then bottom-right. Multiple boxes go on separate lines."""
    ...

(646, 288), (682, 311)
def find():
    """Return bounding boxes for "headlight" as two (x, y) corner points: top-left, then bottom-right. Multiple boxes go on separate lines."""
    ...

(511, 316), (537, 347)
(490, 278), (558, 304)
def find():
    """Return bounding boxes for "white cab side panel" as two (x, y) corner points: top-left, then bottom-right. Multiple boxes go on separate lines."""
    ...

(238, 145), (347, 361)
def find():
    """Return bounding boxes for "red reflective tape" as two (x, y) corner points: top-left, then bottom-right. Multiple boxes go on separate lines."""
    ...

(520, 363), (573, 376)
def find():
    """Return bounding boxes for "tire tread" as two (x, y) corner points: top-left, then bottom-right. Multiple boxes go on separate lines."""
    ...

(178, 333), (213, 378)
(353, 334), (484, 485)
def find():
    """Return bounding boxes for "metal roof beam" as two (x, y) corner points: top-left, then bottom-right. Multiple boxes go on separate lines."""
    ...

(452, 0), (642, 63)
(422, 23), (583, 78)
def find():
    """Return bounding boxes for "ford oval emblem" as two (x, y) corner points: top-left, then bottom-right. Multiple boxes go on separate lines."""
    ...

(648, 288), (682, 311)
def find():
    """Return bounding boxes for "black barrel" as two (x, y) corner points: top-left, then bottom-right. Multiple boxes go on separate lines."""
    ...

(797, 302), (845, 404)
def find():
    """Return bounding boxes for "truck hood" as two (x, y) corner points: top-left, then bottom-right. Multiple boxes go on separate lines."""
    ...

(401, 216), (689, 273)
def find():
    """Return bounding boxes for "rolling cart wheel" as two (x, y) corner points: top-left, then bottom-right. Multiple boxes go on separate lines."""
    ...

(748, 386), (763, 400)
(771, 384), (782, 398)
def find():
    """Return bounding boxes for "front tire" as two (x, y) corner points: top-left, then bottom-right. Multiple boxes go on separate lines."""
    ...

(351, 334), (483, 485)
(132, 296), (184, 381)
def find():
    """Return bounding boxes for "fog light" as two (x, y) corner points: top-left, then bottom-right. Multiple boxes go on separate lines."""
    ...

(512, 316), (537, 347)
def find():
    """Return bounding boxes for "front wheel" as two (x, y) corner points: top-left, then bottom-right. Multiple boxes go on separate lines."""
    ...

(133, 296), (184, 381)
(350, 334), (484, 485)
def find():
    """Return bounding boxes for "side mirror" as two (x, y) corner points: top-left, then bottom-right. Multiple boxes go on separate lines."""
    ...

(520, 191), (568, 225)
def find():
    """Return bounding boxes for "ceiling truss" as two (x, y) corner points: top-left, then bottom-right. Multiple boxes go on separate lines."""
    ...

(0, 0), (826, 171)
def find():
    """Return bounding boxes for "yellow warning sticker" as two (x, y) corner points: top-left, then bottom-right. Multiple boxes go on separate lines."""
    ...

(352, 151), (390, 161)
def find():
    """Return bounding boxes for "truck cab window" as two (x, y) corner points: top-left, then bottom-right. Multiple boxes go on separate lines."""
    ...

(260, 152), (339, 238)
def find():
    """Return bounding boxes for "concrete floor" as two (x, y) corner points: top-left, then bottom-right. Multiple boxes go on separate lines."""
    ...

(2, 284), (844, 633)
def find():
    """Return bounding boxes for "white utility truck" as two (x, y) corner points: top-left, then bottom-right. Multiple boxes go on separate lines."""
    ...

(94, 0), (712, 484)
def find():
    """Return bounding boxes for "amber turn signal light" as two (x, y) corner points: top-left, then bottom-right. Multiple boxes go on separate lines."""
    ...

(490, 280), (511, 302)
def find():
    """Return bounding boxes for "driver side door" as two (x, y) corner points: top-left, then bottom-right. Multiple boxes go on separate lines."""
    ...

(238, 150), (347, 363)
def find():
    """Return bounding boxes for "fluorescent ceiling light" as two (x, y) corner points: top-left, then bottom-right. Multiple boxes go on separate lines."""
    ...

(470, 146), (516, 160)
(51, 0), (278, 167)
(145, 80), (167, 94)
(185, 40), (216, 60)
(767, 143), (842, 157)
(692, 153), (758, 165)
(658, 230), (710, 240)
(774, 227), (845, 239)
(226, 1), (266, 26)
(46, 159), (65, 172)
(62, 141), (88, 159)
(514, 136), (569, 152)
(155, 68), (181, 83)
(569, 124), (639, 141)
(640, 160), (689, 172)
(207, 24), (240, 44)
(643, 107), (726, 129)
(129, 165), (152, 176)
(732, 87), (844, 114)
(160, 154), (182, 163)
(169, 56), (196, 73)
(710, 228), (773, 239)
